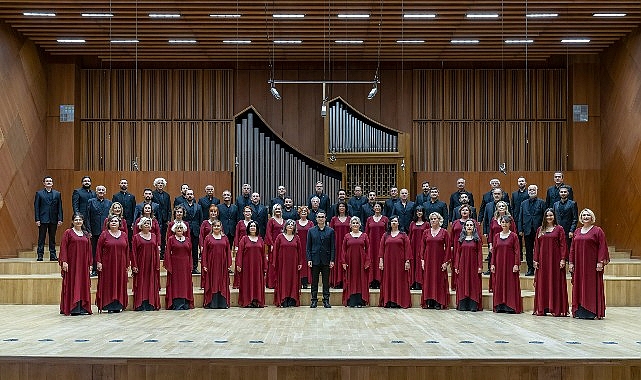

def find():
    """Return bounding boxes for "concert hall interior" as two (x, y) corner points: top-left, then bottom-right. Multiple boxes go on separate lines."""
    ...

(0, 1), (640, 379)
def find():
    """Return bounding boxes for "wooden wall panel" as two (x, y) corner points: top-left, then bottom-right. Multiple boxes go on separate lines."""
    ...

(46, 63), (76, 170)
(142, 69), (171, 120)
(600, 26), (641, 256)
(0, 22), (48, 257)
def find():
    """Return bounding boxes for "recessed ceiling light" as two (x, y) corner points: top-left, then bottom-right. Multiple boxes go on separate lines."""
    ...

(23, 12), (56, 17)
(210, 14), (241, 18)
(223, 40), (252, 44)
(396, 40), (425, 44)
(169, 39), (197, 44)
(57, 39), (86, 43)
(149, 13), (181, 18)
(593, 13), (626, 17)
(337, 14), (370, 19)
(111, 39), (139, 44)
(81, 13), (113, 17)
(451, 39), (479, 44)
(274, 40), (303, 44)
(273, 14), (305, 18)
(526, 13), (558, 18)
(505, 39), (534, 44)
(466, 13), (499, 19)
(335, 40), (364, 44)
(561, 39), (590, 43)
(403, 14), (436, 19)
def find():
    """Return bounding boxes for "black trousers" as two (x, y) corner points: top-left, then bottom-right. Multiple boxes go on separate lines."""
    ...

(310, 263), (331, 302)
(37, 223), (58, 257)
(159, 222), (168, 256)
(90, 235), (100, 272)
(190, 234), (200, 270)
(524, 232), (536, 270)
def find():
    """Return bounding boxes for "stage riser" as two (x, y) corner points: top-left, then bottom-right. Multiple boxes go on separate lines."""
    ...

(0, 360), (640, 380)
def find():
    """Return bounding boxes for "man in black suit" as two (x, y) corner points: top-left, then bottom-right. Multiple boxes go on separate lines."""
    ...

(393, 188), (415, 232)
(182, 188), (203, 274)
(384, 187), (400, 218)
(174, 183), (190, 208)
(511, 177), (528, 260)
(361, 191), (377, 221)
(282, 197), (299, 220)
(249, 192), (268, 237)
(269, 185), (287, 212)
(236, 183), (252, 221)
(308, 181), (331, 213)
(415, 181), (431, 205)
(218, 190), (238, 247)
(451, 193), (477, 222)
(306, 210), (335, 308)
(449, 177), (475, 218)
(133, 188), (160, 222)
(72, 176), (95, 217)
(553, 185), (578, 253)
(152, 177), (171, 259)
(518, 184), (546, 276)
(348, 186), (367, 225)
(329, 188), (354, 219)
(34, 176), (63, 261)
(112, 179), (136, 241)
(479, 178), (510, 227)
(198, 184), (220, 214)
(422, 187), (449, 229)
(86, 185), (111, 275)
(545, 171), (574, 209)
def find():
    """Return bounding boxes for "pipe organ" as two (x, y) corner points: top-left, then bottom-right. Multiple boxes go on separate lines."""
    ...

(235, 109), (342, 208)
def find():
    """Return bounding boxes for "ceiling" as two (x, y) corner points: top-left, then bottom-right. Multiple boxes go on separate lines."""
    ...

(0, 1), (639, 62)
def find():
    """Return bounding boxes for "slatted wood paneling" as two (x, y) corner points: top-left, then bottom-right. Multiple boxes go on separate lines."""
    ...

(80, 69), (233, 171)
(413, 68), (568, 172)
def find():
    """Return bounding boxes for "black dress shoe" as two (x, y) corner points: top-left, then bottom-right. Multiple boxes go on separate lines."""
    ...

(192, 269), (200, 274)
(323, 300), (331, 308)
(482, 270), (491, 275)
(50, 256), (58, 261)
(310, 300), (318, 308)
(525, 269), (535, 276)
(36, 257), (43, 262)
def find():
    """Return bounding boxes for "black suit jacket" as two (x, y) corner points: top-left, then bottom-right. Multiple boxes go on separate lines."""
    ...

(86, 198), (112, 235)
(133, 201), (160, 222)
(72, 188), (96, 216)
(479, 190), (510, 224)
(308, 193), (331, 213)
(112, 191), (136, 227)
(449, 190), (475, 217)
(306, 225), (336, 265)
(218, 203), (238, 237)
(182, 201), (203, 238)
(152, 190), (171, 224)
(546, 184), (574, 209)
(198, 196), (220, 214)
(34, 189), (63, 223)
(518, 198), (546, 235)
(553, 199), (578, 238)
(249, 202), (268, 237)
(511, 188), (529, 224)
(393, 201), (416, 232)
(422, 200), (449, 228)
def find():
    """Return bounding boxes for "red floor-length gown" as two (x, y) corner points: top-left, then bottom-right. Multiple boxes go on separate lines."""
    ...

(131, 233), (161, 310)
(233, 219), (250, 289)
(236, 235), (266, 307)
(420, 228), (451, 308)
(272, 233), (302, 306)
(341, 233), (370, 306)
(451, 219), (481, 291)
(265, 218), (285, 289)
(296, 219), (314, 284)
(329, 216), (351, 287)
(365, 215), (388, 285)
(488, 217), (517, 292)
(409, 221), (428, 287)
(491, 231), (523, 313)
(569, 226), (609, 319)
(59, 229), (93, 315)
(133, 218), (161, 246)
(454, 238), (483, 310)
(201, 234), (231, 308)
(378, 232), (412, 308)
(533, 225), (568, 316)
(96, 230), (129, 311)
(165, 235), (195, 309)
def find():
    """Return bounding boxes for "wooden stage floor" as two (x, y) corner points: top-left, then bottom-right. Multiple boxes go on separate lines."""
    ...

(1, 305), (640, 361)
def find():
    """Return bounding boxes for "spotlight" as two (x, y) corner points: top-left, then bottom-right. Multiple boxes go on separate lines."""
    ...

(270, 85), (281, 100)
(321, 98), (328, 117)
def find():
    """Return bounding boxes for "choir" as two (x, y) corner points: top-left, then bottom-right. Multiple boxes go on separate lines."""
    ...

(51, 175), (607, 320)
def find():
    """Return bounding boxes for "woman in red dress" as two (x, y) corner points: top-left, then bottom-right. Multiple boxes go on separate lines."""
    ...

(167, 205), (190, 241)
(236, 221), (266, 307)
(233, 206), (254, 289)
(365, 202), (388, 289)
(199, 205), (220, 289)
(133, 203), (161, 246)
(296, 206), (314, 288)
(329, 201), (350, 288)
(131, 217), (161, 311)
(490, 215), (522, 313)
(103, 202), (127, 234)
(408, 206), (428, 290)
(420, 212), (451, 309)
(265, 204), (285, 289)
(569, 208), (609, 319)
(59, 213), (93, 316)
(487, 201), (516, 289)
(378, 216), (412, 308)
(273, 219), (303, 307)
(533, 208), (568, 316)
(164, 221), (194, 310)
(201, 220), (231, 309)
(341, 216), (370, 307)
(96, 215), (129, 313)
(454, 219), (483, 311)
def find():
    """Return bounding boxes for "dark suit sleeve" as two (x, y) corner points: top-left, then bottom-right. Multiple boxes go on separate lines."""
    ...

(517, 203), (524, 233)
(34, 192), (40, 221)
(57, 192), (63, 222)
(72, 190), (80, 214)
(306, 229), (313, 262)
(329, 229), (336, 263)
(570, 202), (578, 233)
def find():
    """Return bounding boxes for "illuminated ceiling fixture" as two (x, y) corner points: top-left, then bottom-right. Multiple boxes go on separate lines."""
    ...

(57, 39), (86, 43)
(466, 13), (499, 18)
(81, 13), (113, 17)
(270, 84), (281, 100)
(148, 13), (180, 18)
(337, 14), (370, 18)
(210, 14), (241, 18)
(23, 12), (56, 17)
(403, 13), (436, 19)
(593, 13), (626, 17)
(561, 38), (590, 43)
(273, 14), (305, 18)
(526, 13), (558, 18)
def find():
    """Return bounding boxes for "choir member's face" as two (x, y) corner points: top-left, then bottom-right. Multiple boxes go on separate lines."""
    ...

(459, 194), (469, 204)
(278, 186), (286, 196)
(430, 189), (439, 200)
(497, 203), (506, 213)
(181, 184), (189, 195)
(464, 221), (475, 234)
(457, 179), (466, 189)
(249, 224), (258, 236)
(315, 183), (323, 193)
(368, 192), (376, 202)
(338, 204), (346, 215)
(242, 184), (251, 195)
(374, 204), (381, 214)
(175, 209), (184, 219)
(554, 173), (563, 184)
(155, 182), (165, 191)
(186, 190), (195, 201)
(82, 177), (92, 188)
(175, 226), (184, 236)
(490, 179), (500, 189)
(559, 188), (569, 200)
(354, 187), (362, 197)
(96, 187), (106, 199)
(142, 221), (151, 232)
(422, 182), (430, 193)
(545, 211), (555, 225)
(528, 186), (537, 198)
(222, 192), (232, 202)
(500, 220), (510, 231)
(73, 216), (84, 228)
(273, 205), (282, 217)
(284, 198), (293, 209)
(143, 204), (152, 216)
(581, 212), (593, 225)
(144, 190), (152, 201)
(400, 189), (408, 201)
(113, 204), (122, 215)
(460, 207), (470, 218)
(350, 219), (360, 232)
(244, 208), (252, 219)
(390, 188), (398, 197)
(492, 190), (502, 202)
(311, 198), (320, 208)
(251, 193), (260, 204)
(517, 177), (526, 189)
(416, 210), (423, 219)
(205, 185), (214, 196)
(429, 215), (440, 228)
(212, 222), (221, 233)
(109, 218), (120, 230)
(286, 223), (294, 234)
(119, 180), (128, 191)
(390, 218), (399, 231)
(338, 190), (346, 201)
(210, 208), (218, 219)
